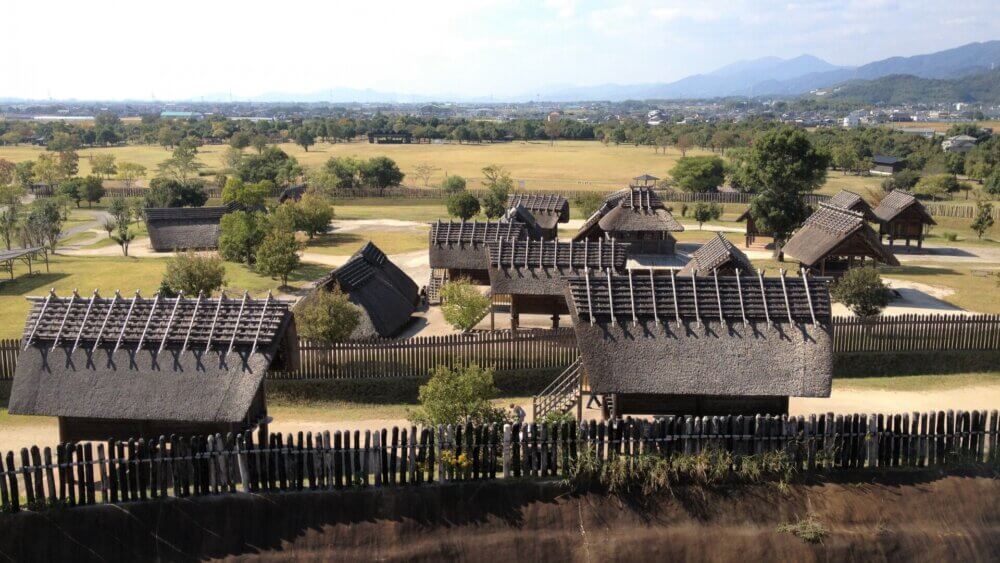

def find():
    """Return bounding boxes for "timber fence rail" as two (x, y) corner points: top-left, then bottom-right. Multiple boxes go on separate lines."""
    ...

(832, 313), (1000, 354)
(0, 409), (996, 514)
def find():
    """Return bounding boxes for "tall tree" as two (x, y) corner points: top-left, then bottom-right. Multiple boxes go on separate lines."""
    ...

(90, 154), (117, 180)
(359, 156), (404, 195)
(670, 156), (725, 193)
(412, 163), (439, 186)
(115, 162), (147, 190)
(479, 165), (513, 218)
(294, 128), (316, 152)
(255, 228), (301, 287)
(157, 145), (203, 182)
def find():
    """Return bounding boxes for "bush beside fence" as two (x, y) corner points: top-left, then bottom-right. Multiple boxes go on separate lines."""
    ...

(0, 409), (995, 514)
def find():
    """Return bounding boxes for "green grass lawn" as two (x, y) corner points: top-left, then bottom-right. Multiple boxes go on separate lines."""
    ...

(303, 228), (429, 256)
(877, 263), (1000, 313)
(333, 199), (451, 222)
(833, 372), (1000, 391)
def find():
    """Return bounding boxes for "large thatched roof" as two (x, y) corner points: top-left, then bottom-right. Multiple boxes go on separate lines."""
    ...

(486, 240), (630, 296)
(564, 270), (833, 398)
(677, 233), (754, 277)
(574, 187), (683, 240)
(316, 242), (418, 338)
(782, 203), (899, 268)
(873, 190), (936, 225)
(9, 290), (297, 423)
(506, 194), (569, 230)
(827, 190), (878, 222)
(144, 203), (242, 252)
(429, 220), (527, 270)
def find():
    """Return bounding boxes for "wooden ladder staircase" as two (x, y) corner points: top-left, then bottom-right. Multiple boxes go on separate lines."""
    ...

(426, 269), (449, 305)
(532, 358), (583, 421)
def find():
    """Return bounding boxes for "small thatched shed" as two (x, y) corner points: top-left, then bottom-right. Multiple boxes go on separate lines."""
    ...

(873, 189), (936, 248)
(8, 289), (297, 441)
(783, 203), (899, 276)
(315, 242), (419, 338)
(505, 194), (569, 239)
(145, 203), (240, 252)
(278, 184), (307, 204)
(677, 233), (754, 277)
(486, 239), (630, 329)
(428, 220), (527, 284)
(573, 186), (683, 254)
(826, 190), (878, 222)
(565, 270), (833, 417)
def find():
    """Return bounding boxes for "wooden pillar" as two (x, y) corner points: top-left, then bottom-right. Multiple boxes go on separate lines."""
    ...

(510, 301), (519, 332)
(820, 258), (826, 277)
(550, 313), (560, 329)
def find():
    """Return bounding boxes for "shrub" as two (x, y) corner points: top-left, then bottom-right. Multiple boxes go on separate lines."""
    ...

(440, 279), (491, 331)
(691, 202), (722, 229)
(219, 210), (266, 264)
(830, 267), (890, 318)
(221, 177), (271, 209)
(670, 155), (725, 193)
(446, 192), (481, 220)
(294, 287), (361, 344)
(942, 231), (958, 242)
(143, 177), (208, 208)
(971, 201), (994, 240)
(913, 174), (958, 201)
(255, 228), (301, 287)
(777, 515), (828, 544)
(441, 174), (467, 194)
(408, 364), (509, 426)
(162, 251), (226, 296)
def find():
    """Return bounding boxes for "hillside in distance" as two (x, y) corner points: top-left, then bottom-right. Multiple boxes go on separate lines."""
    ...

(820, 69), (1000, 104)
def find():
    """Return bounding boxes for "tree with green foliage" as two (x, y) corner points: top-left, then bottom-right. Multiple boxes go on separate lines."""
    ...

(0, 184), (25, 250)
(33, 153), (64, 188)
(255, 228), (301, 287)
(294, 128), (315, 152)
(479, 165), (513, 219)
(440, 278), (491, 331)
(163, 251), (226, 296)
(156, 145), (203, 182)
(57, 178), (84, 207)
(447, 192), (481, 220)
(221, 177), (271, 209)
(830, 267), (890, 318)
(90, 154), (117, 180)
(115, 162), (147, 190)
(986, 170), (1000, 196)
(440, 174), (466, 194)
(107, 197), (134, 256)
(144, 177), (208, 208)
(294, 287), (361, 344)
(408, 364), (509, 426)
(574, 192), (604, 218)
(236, 147), (301, 185)
(671, 156), (725, 193)
(292, 191), (334, 239)
(251, 135), (269, 154)
(691, 202), (722, 229)
(219, 210), (267, 264)
(971, 201), (995, 240)
(359, 156), (404, 195)
(81, 176), (105, 207)
(913, 174), (958, 201)
(229, 131), (252, 150)
(743, 127), (829, 257)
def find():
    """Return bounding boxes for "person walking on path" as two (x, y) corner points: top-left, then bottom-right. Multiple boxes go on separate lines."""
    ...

(510, 403), (526, 424)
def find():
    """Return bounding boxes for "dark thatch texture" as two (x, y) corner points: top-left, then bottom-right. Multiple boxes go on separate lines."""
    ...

(873, 189), (936, 225)
(564, 271), (833, 398)
(428, 220), (527, 272)
(486, 240), (630, 297)
(278, 184), (307, 203)
(145, 205), (235, 252)
(782, 203), (899, 268)
(9, 291), (297, 424)
(826, 190), (878, 222)
(315, 242), (418, 338)
(677, 233), (754, 277)
(505, 193), (569, 231)
(574, 187), (683, 254)
(504, 205), (546, 239)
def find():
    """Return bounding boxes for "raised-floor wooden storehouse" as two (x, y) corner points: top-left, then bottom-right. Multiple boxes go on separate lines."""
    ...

(314, 242), (419, 338)
(428, 220), (527, 285)
(826, 190), (878, 222)
(505, 194), (570, 240)
(573, 186), (683, 254)
(871, 155), (904, 176)
(565, 270), (833, 418)
(782, 203), (899, 276)
(873, 189), (936, 249)
(486, 239), (630, 329)
(145, 203), (240, 252)
(8, 289), (298, 441)
(677, 233), (754, 277)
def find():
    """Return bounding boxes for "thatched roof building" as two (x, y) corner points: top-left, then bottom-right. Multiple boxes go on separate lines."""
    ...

(8, 289), (297, 441)
(677, 233), (754, 277)
(827, 190), (878, 222)
(573, 187), (683, 255)
(873, 190), (935, 248)
(278, 184), (307, 203)
(315, 242), (419, 338)
(145, 203), (240, 252)
(565, 270), (833, 417)
(428, 220), (527, 283)
(783, 203), (898, 275)
(505, 194), (569, 239)
(486, 239), (629, 328)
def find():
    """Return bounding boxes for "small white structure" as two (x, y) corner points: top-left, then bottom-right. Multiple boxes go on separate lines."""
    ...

(942, 135), (978, 154)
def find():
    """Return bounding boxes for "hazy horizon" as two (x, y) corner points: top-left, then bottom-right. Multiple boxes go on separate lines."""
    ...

(3, 0), (999, 102)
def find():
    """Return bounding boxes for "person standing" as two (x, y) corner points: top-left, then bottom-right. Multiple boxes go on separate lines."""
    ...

(510, 403), (526, 424)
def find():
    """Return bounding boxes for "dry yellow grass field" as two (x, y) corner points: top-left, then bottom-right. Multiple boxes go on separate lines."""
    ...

(892, 120), (1000, 133)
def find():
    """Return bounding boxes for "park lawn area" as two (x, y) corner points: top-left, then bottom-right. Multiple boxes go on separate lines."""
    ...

(333, 199), (451, 221)
(60, 230), (101, 245)
(303, 228), (429, 256)
(878, 262), (1000, 313)
(833, 371), (1000, 392)
(0, 254), (327, 339)
(817, 173), (885, 197)
(925, 215), (1000, 247)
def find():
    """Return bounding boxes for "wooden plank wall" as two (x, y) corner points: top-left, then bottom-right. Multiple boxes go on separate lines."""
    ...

(1, 409), (996, 513)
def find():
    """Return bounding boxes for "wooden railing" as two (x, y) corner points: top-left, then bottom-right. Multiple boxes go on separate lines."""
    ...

(832, 314), (1000, 354)
(0, 409), (995, 514)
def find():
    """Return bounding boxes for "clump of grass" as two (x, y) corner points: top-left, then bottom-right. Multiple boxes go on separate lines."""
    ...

(942, 231), (959, 242)
(777, 514), (828, 543)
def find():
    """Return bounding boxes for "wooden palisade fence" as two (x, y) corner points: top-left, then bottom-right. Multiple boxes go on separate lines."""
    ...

(0, 409), (996, 514)
(832, 313), (1000, 354)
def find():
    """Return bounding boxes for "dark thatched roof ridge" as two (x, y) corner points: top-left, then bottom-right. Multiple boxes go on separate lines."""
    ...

(873, 190), (936, 225)
(783, 203), (899, 267)
(144, 204), (247, 251)
(8, 290), (297, 423)
(574, 187), (683, 240)
(278, 184), (307, 203)
(678, 233), (754, 276)
(429, 220), (528, 271)
(827, 190), (878, 222)
(487, 240), (630, 297)
(506, 193), (569, 228)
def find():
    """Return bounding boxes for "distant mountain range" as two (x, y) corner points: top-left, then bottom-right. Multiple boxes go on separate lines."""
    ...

(818, 68), (1000, 105)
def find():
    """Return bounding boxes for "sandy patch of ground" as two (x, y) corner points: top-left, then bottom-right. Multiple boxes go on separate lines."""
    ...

(330, 219), (427, 231)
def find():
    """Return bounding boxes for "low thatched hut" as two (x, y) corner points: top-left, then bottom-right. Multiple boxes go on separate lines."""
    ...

(873, 190), (936, 248)
(565, 270), (833, 418)
(278, 184), (307, 203)
(315, 242), (419, 338)
(735, 208), (769, 247)
(486, 239), (630, 329)
(677, 233), (754, 277)
(573, 186), (683, 254)
(826, 190), (878, 222)
(428, 220), (527, 284)
(782, 203), (899, 276)
(145, 203), (239, 252)
(8, 289), (298, 441)
(505, 194), (569, 240)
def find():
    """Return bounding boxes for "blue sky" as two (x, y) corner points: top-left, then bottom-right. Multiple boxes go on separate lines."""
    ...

(2, 0), (999, 100)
